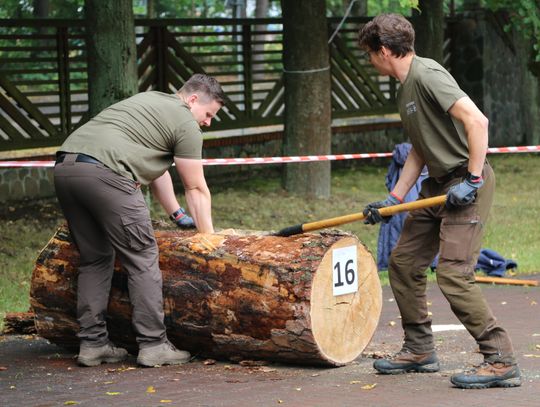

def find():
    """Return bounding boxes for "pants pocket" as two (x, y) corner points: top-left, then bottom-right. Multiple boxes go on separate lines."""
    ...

(98, 170), (138, 194)
(121, 214), (156, 251)
(439, 214), (481, 262)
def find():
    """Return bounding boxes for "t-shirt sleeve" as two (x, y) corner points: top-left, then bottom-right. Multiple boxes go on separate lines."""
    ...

(422, 69), (468, 113)
(173, 120), (203, 159)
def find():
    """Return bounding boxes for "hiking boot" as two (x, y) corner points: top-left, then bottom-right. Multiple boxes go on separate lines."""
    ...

(137, 340), (191, 367)
(373, 349), (440, 374)
(450, 362), (521, 389)
(77, 342), (128, 367)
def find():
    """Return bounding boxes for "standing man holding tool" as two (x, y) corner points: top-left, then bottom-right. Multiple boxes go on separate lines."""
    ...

(358, 14), (520, 389)
(54, 74), (224, 367)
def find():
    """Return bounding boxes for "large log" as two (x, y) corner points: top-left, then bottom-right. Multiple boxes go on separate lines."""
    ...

(30, 224), (382, 366)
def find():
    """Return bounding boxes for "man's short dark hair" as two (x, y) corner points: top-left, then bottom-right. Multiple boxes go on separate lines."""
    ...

(179, 74), (225, 105)
(358, 13), (415, 57)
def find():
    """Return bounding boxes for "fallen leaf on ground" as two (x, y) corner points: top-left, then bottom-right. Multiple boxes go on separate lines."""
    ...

(0, 366), (7, 371)
(295, 387), (301, 391)
(106, 392), (122, 396)
(388, 321), (396, 327)
(361, 383), (377, 390)
(350, 380), (362, 384)
(531, 300), (537, 305)
(277, 400), (283, 404)
(63, 402), (80, 405)
(203, 359), (216, 365)
(160, 401), (172, 403)
(259, 367), (277, 373)
(523, 354), (540, 358)
(118, 366), (136, 372)
(146, 386), (156, 394)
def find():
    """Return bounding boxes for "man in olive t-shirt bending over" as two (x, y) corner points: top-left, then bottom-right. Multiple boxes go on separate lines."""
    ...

(358, 14), (520, 389)
(54, 74), (224, 367)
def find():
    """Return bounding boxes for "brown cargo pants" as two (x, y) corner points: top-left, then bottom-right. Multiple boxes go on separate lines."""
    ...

(54, 153), (167, 349)
(388, 161), (515, 364)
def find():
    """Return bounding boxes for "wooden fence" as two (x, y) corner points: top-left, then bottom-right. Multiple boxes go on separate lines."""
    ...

(0, 17), (398, 152)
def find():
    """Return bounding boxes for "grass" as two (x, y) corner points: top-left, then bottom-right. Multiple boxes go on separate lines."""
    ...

(1, 154), (539, 331)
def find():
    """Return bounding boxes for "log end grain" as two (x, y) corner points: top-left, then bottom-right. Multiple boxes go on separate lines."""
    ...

(310, 236), (382, 365)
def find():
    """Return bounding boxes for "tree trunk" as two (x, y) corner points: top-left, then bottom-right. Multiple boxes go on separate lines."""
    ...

(414, 0), (444, 64)
(341, 0), (367, 16)
(281, 0), (332, 199)
(33, 0), (49, 18)
(147, 0), (156, 18)
(30, 224), (382, 366)
(253, 0), (270, 80)
(84, 0), (138, 117)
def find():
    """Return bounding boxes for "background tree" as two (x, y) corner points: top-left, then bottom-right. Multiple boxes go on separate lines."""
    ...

(85, 0), (138, 116)
(253, 0), (270, 80)
(413, 0), (444, 63)
(281, 0), (332, 198)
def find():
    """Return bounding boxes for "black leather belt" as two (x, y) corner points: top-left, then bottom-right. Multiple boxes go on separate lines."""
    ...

(433, 164), (469, 184)
(56, 153), (101, 165)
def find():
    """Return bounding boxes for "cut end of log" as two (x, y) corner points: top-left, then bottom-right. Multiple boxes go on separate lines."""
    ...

(310, 237), (381, 365)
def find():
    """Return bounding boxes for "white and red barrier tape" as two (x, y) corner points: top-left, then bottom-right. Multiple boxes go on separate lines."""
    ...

(1, 145), (539, 168)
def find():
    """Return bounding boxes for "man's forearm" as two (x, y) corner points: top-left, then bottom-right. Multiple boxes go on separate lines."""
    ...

(392, 148), (424, 200)
(149, 171), (181, 215)
(185, 187), (213, 233)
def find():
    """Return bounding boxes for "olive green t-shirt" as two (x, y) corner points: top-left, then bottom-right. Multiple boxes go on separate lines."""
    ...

(398, 56), (469, 178)
(60, 91), (202, 185)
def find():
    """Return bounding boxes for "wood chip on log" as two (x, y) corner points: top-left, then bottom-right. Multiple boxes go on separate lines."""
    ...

(30, 224), (382, 366)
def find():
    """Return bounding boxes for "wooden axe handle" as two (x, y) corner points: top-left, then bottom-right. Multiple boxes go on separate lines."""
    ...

(275, 194), (447, 237)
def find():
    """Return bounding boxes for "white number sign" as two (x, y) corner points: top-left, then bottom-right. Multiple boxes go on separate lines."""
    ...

(332, 245), (358, 296)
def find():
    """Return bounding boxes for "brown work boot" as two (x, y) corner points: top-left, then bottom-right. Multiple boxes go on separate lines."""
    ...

(373, 349), (439, 374)
(77, 342), (128, 367)
(450, 362), (521, 389)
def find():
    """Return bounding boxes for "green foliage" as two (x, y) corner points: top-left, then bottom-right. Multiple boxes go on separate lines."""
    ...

(149, 0), (227, 18)
(484, 0), (540, 62)
(0, 0), (83, 18)
(326, 0), (419, 16)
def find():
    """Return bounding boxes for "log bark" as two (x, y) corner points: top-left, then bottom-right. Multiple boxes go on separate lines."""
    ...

(2, 312), (37, 335)
(30, 224), (381, 366)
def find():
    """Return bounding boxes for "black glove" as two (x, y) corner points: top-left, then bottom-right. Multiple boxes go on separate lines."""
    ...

(170, 207), (196, 229)
(363, 194), (401, 225)
(446, 172), (484, 209)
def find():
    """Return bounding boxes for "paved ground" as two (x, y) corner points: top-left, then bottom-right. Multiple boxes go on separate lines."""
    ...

(1, 276), (539, 407)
